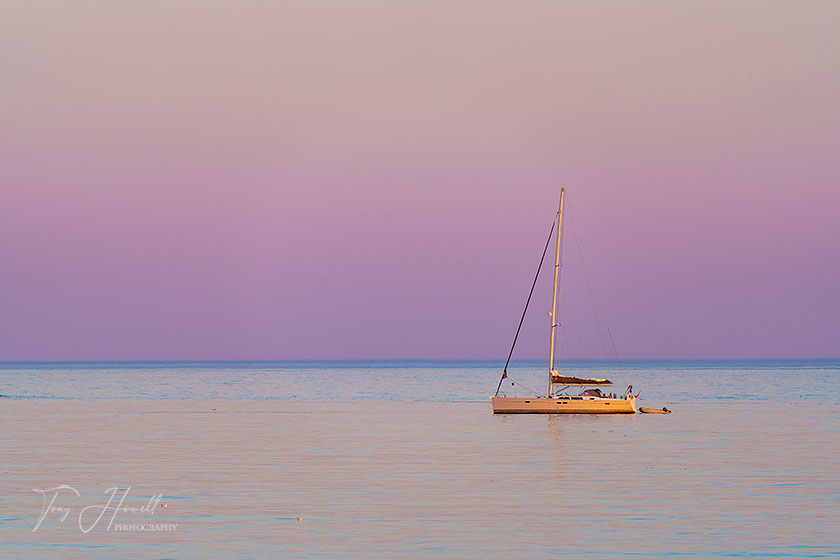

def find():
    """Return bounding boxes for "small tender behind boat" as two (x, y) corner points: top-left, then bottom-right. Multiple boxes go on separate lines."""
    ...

(639, 407), (671, 414)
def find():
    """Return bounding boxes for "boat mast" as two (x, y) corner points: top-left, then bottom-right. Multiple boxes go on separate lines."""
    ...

(548, 187), (565, 397)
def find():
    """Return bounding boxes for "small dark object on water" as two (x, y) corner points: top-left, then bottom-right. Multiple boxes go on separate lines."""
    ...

(640, 406), (672, 414)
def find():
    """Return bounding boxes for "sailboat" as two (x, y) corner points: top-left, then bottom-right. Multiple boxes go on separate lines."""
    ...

(491, 187), (637, 414)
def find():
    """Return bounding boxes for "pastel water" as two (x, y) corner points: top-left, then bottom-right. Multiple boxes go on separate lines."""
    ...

(1, 360), (838, 559)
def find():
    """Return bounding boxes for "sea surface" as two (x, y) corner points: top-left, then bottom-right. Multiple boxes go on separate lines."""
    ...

(1, 359), (838, 559)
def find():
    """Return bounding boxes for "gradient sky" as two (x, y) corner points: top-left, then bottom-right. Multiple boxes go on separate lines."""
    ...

(1, 1), (838, 360)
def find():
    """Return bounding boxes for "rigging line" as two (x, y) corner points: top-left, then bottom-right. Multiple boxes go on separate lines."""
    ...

(607, 327), (621, 364)
(560, 318), (568, 359)
(563, 299), (590, 360)
(560, 286), (569, 359)
(495, 209), (558, 397)
(507, 378), (542, 397)
(568, 202), (610, 360)
(554, 198), (566, 367)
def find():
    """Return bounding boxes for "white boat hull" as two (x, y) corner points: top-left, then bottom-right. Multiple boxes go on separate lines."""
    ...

(491, 395), (637, 414)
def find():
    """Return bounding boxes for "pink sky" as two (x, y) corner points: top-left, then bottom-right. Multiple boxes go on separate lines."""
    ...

(1, 1), (838, 360)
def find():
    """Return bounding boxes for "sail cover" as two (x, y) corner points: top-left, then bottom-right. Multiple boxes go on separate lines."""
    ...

(551, 374), (612, 386)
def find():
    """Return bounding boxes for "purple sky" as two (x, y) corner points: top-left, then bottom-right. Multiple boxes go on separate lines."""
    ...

(1, 1), (838, 360)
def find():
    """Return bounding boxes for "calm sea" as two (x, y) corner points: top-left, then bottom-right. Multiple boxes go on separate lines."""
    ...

(1, 359), (838, 559)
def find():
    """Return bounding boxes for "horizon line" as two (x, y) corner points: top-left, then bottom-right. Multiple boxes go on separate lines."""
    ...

(1, 356), (838, 364)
